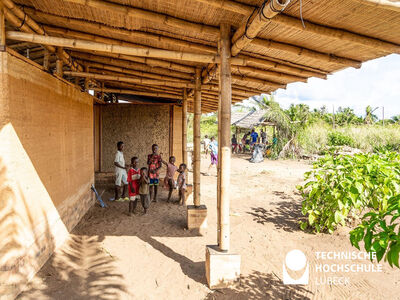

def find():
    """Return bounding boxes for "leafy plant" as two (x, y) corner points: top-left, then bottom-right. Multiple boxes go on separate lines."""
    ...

(328, 131), (354, 147)
(298, 152), (400, 232)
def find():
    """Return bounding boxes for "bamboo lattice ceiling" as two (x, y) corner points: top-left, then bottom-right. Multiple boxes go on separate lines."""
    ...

(4, 0), (400, 112)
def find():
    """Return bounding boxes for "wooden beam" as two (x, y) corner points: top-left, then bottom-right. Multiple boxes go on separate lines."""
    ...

(63, 71), (195, 88)
(64, 0), (219, 36)
(231, 0), (290, 56)
(24, 9), (216, 54)
(56, 47), (63, 76)
(233, 65), (307, 83)
(69, 51), (193, 80)
(71, 50), (195, 74)
(78, 60), (191, 83)
(251, 38), (362, 68)
(271, 14), (400, 54)
(43, 48), (49, 70)
(6, 31), (221, 64)
(2, 2), (83, 71)
(218, 23), (232, 251)
(194, 0), (253, 15)
(193, 67), (202, 207)
(182, 88), (188, 167)
(91, 87), (182, 100)
(0, 3), (5, 50)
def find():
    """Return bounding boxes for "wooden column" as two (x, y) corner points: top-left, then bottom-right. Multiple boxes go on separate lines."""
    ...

(218, 23), (232, 252)
(193, 67), (202, 207)
(100, 82), (105, 101)
(43, 48), (50, 70)
(84, 65), (90, 91)
(182, 88), (188, 166)
(0, 3), (5, 50)
(56, 47), (63, 77)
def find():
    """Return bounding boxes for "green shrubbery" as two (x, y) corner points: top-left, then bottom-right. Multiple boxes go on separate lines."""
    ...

(298, 123), (400, 154)
(297, 152), (400, 266)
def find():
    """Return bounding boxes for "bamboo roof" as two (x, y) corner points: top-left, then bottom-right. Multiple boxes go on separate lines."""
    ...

(4, 0), (400, 112)
(232, 109), (270, 128)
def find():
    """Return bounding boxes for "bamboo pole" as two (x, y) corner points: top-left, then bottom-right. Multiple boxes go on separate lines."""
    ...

(43, 48), (50, 70)
(251, 38), (362, 68)
(27, 10), (216, 54)
(69, 51), (193, 80)
(64, 0), (219, 36)
(73, 50), (195, 74)
(231, 0), (290, 56)
(105, 81), (183, 95)
(84, 65), (90, 91)
(233, 65), (307, 83)
(0, 4), (5, 50)
(182, 88), (188, 167)
(271, 14), (400, 54)
(91, 87), (182, 99)
(56, 47), (63, 76)
(64, 70), (195, 88)
(194, 0), (253, 15)
(218, 23), (232, 252)
(2, 2), (83, 72)
(6, 31), (221, 64)
(193, 67), (202, 207)
(79, 60), (191, 83)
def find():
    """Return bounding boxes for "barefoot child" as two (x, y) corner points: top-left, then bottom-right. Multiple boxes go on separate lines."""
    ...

(177, 163), (187, 205)
(162, 156), (178, 202)
(127, 157), (140, 215)
(147, 144), (162, 202)
(139, 167), (150, 214)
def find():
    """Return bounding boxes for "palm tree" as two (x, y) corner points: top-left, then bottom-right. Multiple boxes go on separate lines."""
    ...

(364, 105), (379, 124)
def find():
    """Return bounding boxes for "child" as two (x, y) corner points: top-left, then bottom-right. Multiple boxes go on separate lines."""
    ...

(162, 156), (178, 202)
(177, 163), (187, 206)
(111, 141), (129, 202)
(206, 136), (218, 176)
(147, 144), (162, 202)
(127, 157), (140, 216)
(139, 167), (150, 214)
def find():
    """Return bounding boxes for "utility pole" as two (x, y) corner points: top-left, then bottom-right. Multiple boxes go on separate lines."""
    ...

(382, 106), (385, 126)
(332, 105), (335, 129)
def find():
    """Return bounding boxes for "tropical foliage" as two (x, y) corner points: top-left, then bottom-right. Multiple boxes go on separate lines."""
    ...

(298, 152), (400, 266)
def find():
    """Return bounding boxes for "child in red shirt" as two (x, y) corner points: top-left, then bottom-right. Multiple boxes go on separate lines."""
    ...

(147, 144), (162, 203)
(127, 157), (141, 215)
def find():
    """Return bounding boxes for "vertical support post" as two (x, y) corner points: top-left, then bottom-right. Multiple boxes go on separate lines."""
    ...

(382, 106), (385, 126)
(43, 48), (50, 70)
(0, 3), (6, 51)
(218, 23), (232, 252)
(100, 82), (105, 101)
(84, 65), (90, 91)
(205, 24), (240, 289)
(193, 67), (202, 207)
(56, 47), (63, 77)
(182, 88), (188, 166)
(217, 63), (222, 247)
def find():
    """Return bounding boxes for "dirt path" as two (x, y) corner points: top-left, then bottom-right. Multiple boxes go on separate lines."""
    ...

(18, 156), (400, 299)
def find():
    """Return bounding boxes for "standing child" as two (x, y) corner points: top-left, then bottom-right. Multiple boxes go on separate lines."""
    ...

(147, 144), (162, 203)
(177, 164), (187, 206)
(162, 156), (178, 202)
(127, 157), (140, 216)
(206, 136), (218, 176)
(112, 141), (128, 202)
(139, 167), (150, 214)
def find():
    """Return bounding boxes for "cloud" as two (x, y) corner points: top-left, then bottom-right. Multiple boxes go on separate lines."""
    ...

(273, 54), (400, 118)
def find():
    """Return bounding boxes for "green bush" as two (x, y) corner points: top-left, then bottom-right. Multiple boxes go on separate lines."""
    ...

(297, 152), (400, 266)
(328, 131), (354, 146)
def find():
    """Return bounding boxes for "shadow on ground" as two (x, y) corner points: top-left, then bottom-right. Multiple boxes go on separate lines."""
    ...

(205, 271), (312, 300)
(247, 191), (306, 233)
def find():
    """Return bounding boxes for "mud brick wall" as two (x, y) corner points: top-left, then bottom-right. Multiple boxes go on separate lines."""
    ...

(0, 50), (94, 299)
(101, 104), (171, 171)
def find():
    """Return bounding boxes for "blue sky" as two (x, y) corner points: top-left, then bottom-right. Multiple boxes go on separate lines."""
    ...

(272, 54), (400, 119)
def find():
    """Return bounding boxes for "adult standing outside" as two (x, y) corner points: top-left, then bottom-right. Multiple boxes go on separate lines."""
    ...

(111, 141), (129, 202)
(250, 129), (259, 146)
(203, 135), (211, 157)
(261, 129), (267, 144)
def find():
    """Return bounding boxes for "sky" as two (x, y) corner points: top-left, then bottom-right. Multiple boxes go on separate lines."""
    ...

(268, 54), (400, 119)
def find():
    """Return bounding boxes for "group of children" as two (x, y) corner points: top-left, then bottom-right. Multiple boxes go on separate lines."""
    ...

(112, 142), (187, 216)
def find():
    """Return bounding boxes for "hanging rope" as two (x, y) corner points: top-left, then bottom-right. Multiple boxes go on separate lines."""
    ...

(244, 6), (258, 40)
(299, 0), (306, 29)
(16, 5), (27, 29)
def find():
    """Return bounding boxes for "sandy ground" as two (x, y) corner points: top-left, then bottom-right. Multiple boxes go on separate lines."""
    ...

(18, 155), (400, 300)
